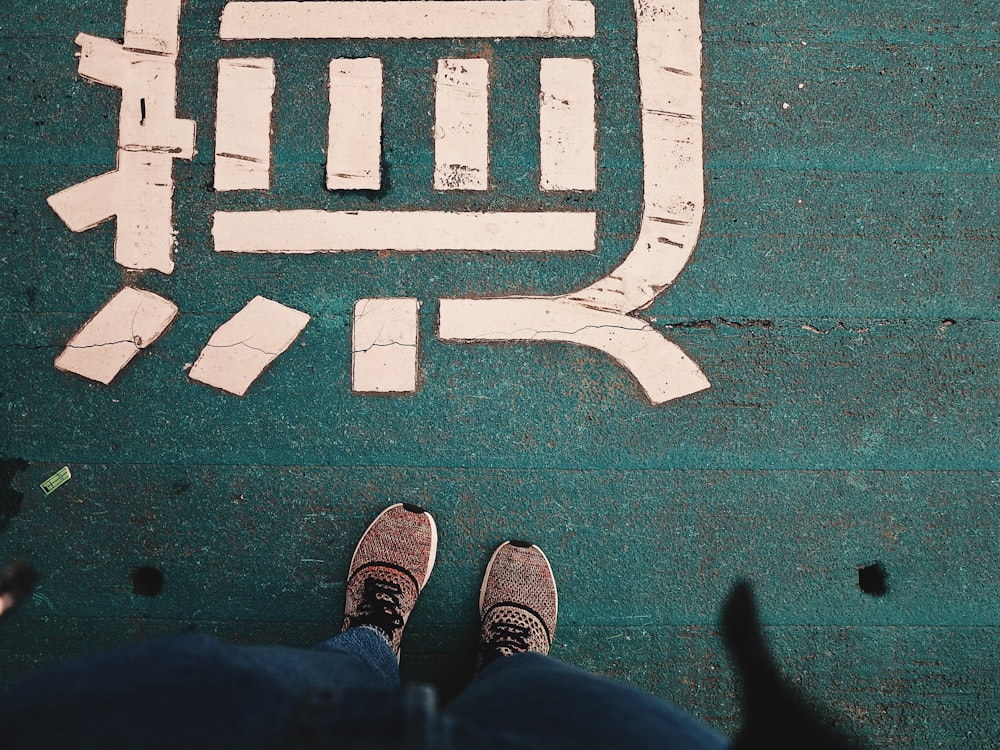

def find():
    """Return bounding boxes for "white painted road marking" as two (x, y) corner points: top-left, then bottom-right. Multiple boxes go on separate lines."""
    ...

(221, 1), (596, 39)
(189, 297), (311, 396)
(46, 0), (195, 274)
(50, 0), (709, 403)
(539, 58), (596, 192)
(434, 59), (490, 191)
(569, 0), (704, 315)
(124, 0), (182, 54)
(328, 58), (383, 191)
(437, 0), (710, 403)
(55, 287), (178, 385)
(439, 297), (709, 403)
(212, 210), (597, 253)
(352, 299), (420, 393)
(215, 58), (275, 191)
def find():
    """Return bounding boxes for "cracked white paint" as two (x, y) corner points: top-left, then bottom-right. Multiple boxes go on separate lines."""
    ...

(352, 298), (420, 393)
(213, 210), (596, 253)
(220, 1), (596, 39)
(46, 0), (196, 274)
(434, 59), (489, 191)
(55, 287), (178, 384)
(539, 58), (595, 191)
(439, 298), (708, 403)
(188, 297), (310, 396)
(47, 0), (707, 405)
(327, 58), (383, 191)
(438, 0), (709, 403)
(215, 58), (275, 191)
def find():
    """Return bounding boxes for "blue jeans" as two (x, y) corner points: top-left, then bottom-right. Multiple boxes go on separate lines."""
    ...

(0, 628), (729, 749)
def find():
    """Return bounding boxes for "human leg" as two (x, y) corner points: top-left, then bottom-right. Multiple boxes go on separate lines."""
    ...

(447, 651), (729, 750)
(444, 540), (729, 750)
(0, 503), (440, 750)
(309, 501), (440, 682)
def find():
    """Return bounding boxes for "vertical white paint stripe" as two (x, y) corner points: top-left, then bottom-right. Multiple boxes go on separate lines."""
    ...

(539, 58), (596, 191)
(352, 298), (420, 393)
(434, 59), (489, 191)
(215, 58), (275, 191)
(327, 58), (383, 191)
(123, 0), (182, 54)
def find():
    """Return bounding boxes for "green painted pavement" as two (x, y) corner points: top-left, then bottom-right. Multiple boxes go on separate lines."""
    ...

(1, 0), (999, 747)
(2, 316), (995, 470)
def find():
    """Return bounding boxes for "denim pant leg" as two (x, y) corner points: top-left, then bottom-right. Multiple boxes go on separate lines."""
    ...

(0, 627), (426, 750)
(312, 624), (400, 686)
(444, 653), (730, 750)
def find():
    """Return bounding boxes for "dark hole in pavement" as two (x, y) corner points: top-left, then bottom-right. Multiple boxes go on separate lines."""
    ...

(132, 566), (164, 597)
(857, 562), (888, 596)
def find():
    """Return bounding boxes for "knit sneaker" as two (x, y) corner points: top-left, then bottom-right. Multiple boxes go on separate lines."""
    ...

(342, 503), (437, 656)
(477, 540), (558, 669)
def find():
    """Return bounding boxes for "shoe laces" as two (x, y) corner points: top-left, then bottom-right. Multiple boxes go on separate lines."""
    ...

(483, 619), (531, 662)
(353, 576), (405, 636)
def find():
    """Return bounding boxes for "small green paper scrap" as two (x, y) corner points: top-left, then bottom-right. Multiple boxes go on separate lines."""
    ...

(41, 466), (72, 496)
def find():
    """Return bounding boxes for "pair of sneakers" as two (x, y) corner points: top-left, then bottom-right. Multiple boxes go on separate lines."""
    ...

(341, 503), (557, 667)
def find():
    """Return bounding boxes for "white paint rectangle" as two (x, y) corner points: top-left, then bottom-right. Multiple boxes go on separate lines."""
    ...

(434, 59), (489, 191)
(352, 298), (420, 393)
(55, 287), (178, 385)
(215, 58), (276, 191)
(188, 296), (310, 396)
(221, 1), (596, 39)
(327, 58), (383, 191)
(540, 58), (596, 191)
(123, 0), (183, 55)
(212, 210), (596, 252)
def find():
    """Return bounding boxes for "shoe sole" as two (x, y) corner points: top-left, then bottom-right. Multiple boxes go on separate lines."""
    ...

(348, 503), (438, 591)
(478, 540), (558, 617)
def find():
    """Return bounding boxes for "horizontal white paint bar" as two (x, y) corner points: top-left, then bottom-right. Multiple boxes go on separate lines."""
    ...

(540, 57), (596, 191)
(328, 58), (383, 191)
(434, 59), (489, 191)
(221, 1), (595, 39)
(213, 210), (596, 252)
(215, 58), (275, 191)
(439, 297), (710, 403)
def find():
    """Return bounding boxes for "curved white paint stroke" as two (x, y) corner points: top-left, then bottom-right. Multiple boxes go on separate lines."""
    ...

(46, 0), (196, 274)
(440, 298), (708, 403)
(440, 0), (707, 404)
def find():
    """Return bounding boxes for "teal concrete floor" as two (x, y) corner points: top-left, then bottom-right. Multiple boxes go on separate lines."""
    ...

(1, 0), (998, 746)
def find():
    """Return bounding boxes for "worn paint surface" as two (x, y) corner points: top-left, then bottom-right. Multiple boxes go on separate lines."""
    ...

(0, 0), (998, 746)
(54, 287), (178, 384)
(215, 58), (276, 191)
